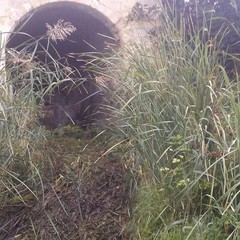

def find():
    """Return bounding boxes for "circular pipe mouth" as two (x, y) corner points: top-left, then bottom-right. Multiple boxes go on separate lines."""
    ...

(6, 2), (119, 129)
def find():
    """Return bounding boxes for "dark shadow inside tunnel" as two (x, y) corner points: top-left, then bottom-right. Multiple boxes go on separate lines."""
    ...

(6, 1), (119, 129)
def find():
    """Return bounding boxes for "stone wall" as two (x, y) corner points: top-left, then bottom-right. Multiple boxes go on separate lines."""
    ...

(0, 0), (159, 45)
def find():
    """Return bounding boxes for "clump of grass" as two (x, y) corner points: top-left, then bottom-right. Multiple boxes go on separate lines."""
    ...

(0, 18), (133, 238)
(0, 22), (78, 210)
(98, 2), (240, 239)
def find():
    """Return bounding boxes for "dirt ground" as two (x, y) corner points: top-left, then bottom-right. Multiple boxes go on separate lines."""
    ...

(0, 127), (132, 240)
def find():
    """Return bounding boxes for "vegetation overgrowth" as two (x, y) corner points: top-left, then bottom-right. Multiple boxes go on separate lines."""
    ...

(1, 1), (240, 239)
(98, 1), (240, 239)
(0, 27), (131, 239)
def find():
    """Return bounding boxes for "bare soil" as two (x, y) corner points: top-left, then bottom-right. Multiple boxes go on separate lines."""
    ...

(0, 127), (132, 240)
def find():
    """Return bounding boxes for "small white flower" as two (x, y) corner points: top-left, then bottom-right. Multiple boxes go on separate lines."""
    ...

(172, 158), (181, 164)
(160, 167), (170, 172)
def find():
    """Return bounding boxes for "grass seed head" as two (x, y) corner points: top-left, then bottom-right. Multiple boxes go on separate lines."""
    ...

(46, 19), (76, 43)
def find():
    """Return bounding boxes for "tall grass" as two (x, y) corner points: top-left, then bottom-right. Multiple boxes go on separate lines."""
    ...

(1, 7), (240, 238)
(0, 22), (124, 238)
(0, 30), (74, 209)
(99, 3), (240, 239)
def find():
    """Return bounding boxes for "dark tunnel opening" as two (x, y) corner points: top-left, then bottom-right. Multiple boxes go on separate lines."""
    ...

(6, 2), (119, 129)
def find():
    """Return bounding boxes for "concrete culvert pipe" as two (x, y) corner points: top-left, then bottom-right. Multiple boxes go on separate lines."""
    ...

(6, 1), (119, 129)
